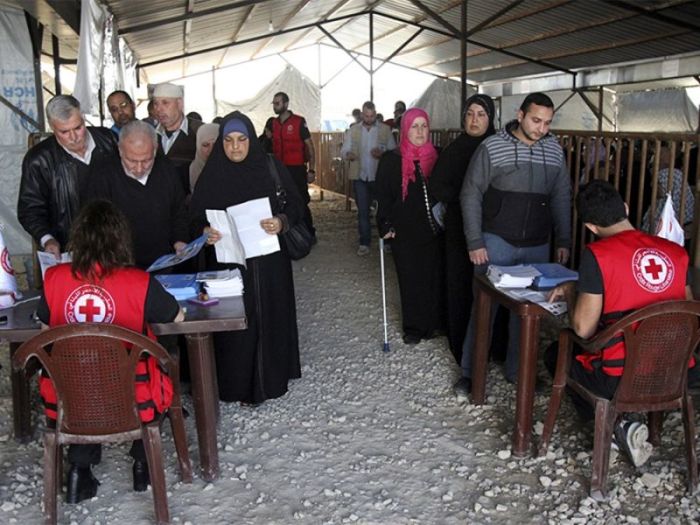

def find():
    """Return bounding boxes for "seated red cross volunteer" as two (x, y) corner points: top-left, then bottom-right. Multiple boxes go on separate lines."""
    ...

(36, 200), (184, 503)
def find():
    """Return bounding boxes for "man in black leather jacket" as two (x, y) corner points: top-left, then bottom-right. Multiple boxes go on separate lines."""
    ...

(17, 95), (118, 258)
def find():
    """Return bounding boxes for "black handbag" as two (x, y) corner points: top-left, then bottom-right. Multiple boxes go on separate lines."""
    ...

(266, 155), (314, 260)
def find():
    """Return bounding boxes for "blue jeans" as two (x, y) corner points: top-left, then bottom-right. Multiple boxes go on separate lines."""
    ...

(460, 233), (550, 382)
(353, 180), (375, 246)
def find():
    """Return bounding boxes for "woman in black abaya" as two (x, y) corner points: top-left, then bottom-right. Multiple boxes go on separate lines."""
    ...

(376, 108), (444, 345)
(428, 95), (498, 363)
(190, 111), (303, 404)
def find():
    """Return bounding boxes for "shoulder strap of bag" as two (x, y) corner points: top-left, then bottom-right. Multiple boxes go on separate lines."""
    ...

(266, 154), (287, 209)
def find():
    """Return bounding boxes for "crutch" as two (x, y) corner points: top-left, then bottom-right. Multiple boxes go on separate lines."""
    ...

(379, 237), (390, 352)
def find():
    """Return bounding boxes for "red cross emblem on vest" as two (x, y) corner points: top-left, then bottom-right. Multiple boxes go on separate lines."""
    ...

(64, 284), (116, 324)
(632, 248), (675, 293)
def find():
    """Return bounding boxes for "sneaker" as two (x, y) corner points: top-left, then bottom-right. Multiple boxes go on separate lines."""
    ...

(453, 377), (472, 402)
(383, 243), (392, 254)
(402, 334), (421, 345)
(613, 420), (653, 468)
(357, 245), (370, 256)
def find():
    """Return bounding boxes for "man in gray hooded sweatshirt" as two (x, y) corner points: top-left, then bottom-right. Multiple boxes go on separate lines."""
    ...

(455, 92), (571, 397)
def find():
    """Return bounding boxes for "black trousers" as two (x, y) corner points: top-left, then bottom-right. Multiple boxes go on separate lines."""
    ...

(286, 164), (315, 236)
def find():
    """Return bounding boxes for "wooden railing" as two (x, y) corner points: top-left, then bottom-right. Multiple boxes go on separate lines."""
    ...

(556, 130), (700, 267)
(310, 130), (462, 210)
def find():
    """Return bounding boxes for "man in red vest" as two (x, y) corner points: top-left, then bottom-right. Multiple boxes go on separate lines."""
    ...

(546, 180), (694, 467)
(267, 92), (317, 241)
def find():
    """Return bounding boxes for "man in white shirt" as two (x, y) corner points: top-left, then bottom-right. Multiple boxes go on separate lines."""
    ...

(340, 101), (396, 256)
(17, 95), (118, 258)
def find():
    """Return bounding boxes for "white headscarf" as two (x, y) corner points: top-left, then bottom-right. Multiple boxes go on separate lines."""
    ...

(189, 123), (219, 192)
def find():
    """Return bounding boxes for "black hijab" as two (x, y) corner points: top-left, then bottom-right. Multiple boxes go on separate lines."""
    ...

(428, 94), (497, 203)
(190, 111), (277, 230)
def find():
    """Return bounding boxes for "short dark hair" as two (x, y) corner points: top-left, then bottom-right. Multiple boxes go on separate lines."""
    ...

(519, 92), (554, 113)
(395, 100), (406, 112)
(274, 92), (289, 103)
(362, 101), (375, 112)
(67, 200), (134, 283)
(107, 90), (134, 105)
(576, 180), (627, 227)
(352, 108), (361, 117)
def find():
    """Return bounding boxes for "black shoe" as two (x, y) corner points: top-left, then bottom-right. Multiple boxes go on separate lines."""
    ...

(132, 460), (150, 492)
(453, 377), (472, 402)
(66, 465), (99, 504)
(402, 334), (421, 345)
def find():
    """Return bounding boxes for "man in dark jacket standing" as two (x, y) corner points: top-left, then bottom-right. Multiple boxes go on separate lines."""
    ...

(455, 92), (572, 396)
(17, 95), (118, 259)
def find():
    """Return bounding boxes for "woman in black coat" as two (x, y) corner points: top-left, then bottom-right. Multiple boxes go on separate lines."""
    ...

(428, 95), (498, 363)
(190, 111), (303, 404)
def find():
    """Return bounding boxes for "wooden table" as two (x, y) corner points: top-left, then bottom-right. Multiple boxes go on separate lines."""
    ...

(470, 274), (555, 457)
(2, 293), (246, 482)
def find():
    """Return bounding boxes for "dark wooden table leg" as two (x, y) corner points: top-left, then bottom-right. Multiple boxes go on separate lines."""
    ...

(471, 287), (492, 405)
(512, 314), (540, 457)
(185, 333), (220, 482)
(10, 342), (32, 443)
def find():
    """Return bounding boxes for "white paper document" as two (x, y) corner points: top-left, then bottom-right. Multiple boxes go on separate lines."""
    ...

(487, 264), (541, 288)
(206, 197), (280, 266)
(37, 251), (71, 278)
(502, 288), (568, 316)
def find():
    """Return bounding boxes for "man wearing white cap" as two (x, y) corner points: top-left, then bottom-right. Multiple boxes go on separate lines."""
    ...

(152, 82), (202, 194)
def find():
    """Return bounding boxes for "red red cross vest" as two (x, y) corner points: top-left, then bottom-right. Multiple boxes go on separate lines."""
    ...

(576, 230), (690, 376)
(272, 114), (305, 166)
(39, 264), (173, 422)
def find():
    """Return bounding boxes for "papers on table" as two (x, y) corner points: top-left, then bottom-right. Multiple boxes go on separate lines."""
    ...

(37, 251), (71, 278)
(501, 288), (568, 316)
(487, 264), (541, 288)
(487, 263), (578, 289)
(206, 197), (280, 267)
(197, 269), (243, 298)
(146, 234), (208, 273)
(154, 273), (198, 300)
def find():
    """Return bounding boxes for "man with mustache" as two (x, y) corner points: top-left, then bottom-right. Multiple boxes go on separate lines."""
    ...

(18, 95), (118, 259)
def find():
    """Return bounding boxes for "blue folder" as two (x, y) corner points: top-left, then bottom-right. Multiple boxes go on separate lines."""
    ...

(531, 263), (578, 289)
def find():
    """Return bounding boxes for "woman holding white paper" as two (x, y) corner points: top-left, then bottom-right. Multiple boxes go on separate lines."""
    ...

(190, 111), (304, 405)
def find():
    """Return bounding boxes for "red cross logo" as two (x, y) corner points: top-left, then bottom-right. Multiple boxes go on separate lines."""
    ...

(632, 248), (674, 293)
(78, 298), (102, 322)
(643, 258), (664, 280)
(65, 285), (116, 324)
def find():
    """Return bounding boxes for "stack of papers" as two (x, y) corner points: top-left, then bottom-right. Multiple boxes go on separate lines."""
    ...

(197, 269), (244, 298)
(486, 265), (542, 288)
(154, 274), (198, 300)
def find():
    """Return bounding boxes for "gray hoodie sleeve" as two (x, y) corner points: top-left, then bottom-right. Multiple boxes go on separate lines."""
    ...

(549, 160), (572, 249)
(460, 143), (493, 251)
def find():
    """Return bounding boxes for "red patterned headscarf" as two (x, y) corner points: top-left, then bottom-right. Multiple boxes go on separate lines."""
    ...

(400, 108), (438, 201)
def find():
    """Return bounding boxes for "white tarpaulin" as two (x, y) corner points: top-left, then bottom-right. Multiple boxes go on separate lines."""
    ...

(410, 79), (463, 129)
(0, 6), (38, 255)
(73, 0), (108, 115)
(617, 88), (698, 132)
(216, 66), (321, 135)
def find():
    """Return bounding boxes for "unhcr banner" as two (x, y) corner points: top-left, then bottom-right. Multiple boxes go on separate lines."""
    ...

(0, 6), (38, 254)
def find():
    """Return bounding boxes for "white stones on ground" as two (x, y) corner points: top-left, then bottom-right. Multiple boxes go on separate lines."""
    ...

(1, 501), (14, 512)
(625, 517), (640, 524)
(302, 499), (312, 508)
(497, 449), (511, 460)
(224, 444), (234, 452)
(539, 476), (552, 488)
(203, 483), (214, 491)
(474, 502), (482, 513)
(441, 492), (453, 502)
(640, 472), (660, 489)
(496, 504), (507, 512)
(533, 421), (544, 435)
